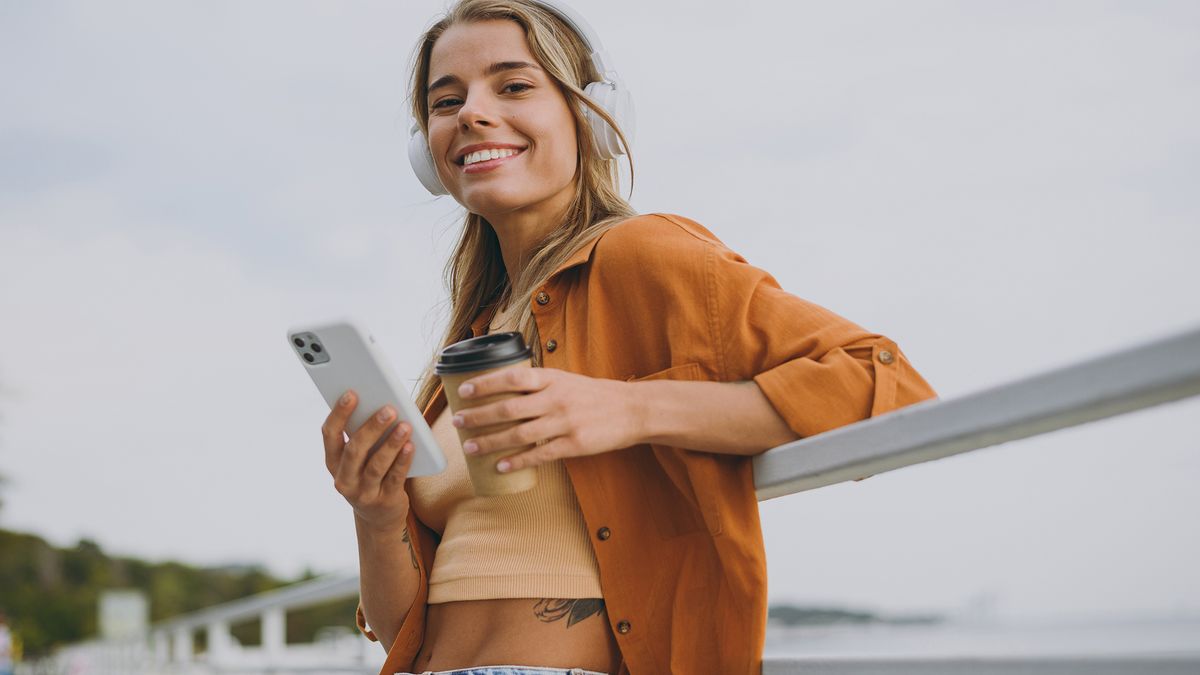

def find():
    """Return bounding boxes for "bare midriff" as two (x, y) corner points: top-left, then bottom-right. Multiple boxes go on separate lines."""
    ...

(410, 597), (621, 673)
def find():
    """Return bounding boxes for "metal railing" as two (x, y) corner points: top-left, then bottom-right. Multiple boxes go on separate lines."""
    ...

(23, 574), (380, 675)
(755, 323), (1200, 499)
(22, 324), (1200, 675)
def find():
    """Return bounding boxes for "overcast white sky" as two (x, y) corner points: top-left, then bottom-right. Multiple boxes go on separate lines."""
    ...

(1, 1), (1198, 623)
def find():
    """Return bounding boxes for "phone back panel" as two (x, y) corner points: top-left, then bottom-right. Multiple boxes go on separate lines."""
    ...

(288, 320), (446, 477)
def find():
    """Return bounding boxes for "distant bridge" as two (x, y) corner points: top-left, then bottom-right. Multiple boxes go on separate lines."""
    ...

(20, 325), (1200, 675)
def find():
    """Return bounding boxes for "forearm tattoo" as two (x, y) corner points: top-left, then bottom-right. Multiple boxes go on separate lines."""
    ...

(401, 526), (418, 570)
(532, 598), (605, 627)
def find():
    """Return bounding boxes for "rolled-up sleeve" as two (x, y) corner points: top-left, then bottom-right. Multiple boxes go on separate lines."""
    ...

(704, 236), (938, 439)
(752, 333), (935, 438)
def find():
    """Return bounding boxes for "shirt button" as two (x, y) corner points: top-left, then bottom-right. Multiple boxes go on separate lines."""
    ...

(616, 620), (631, 634)
(878, 350), (895, 365)
(535, 291), (551, 306)
(597, 527), (611, 541)
(545, 339), (558, 352)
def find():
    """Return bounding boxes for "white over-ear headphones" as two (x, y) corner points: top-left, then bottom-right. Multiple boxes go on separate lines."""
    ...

(407, 0), (634, 196)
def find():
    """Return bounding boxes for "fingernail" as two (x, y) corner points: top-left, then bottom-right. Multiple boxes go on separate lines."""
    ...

(452, 414), (464, 428)
(377, 407), (395, 422)
(340, 392), (353, 406)
(459, 383), (475, 397)
(496, 460), (511, 473)
(463, 440), (478, 455)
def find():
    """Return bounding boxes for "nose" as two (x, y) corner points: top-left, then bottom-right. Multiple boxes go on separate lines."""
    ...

(457, 89), (499, 131)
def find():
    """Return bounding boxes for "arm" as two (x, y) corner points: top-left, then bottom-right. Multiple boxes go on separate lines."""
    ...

(453, 332), (935, 469)
(629, 340), (937, 457)
(355, 511), (421, 651)
(623, 214), (938, 453)
(630, 379), (797, 456)
(322, 392), (430, 657)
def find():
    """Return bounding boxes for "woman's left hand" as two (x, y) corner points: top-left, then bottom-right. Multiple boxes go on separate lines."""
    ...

(451, 367), (641, 473)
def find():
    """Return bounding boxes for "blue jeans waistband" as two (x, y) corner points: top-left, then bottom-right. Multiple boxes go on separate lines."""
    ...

(403, 662), (609, 667)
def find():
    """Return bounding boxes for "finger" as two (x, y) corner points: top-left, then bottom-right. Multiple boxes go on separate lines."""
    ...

(337, 405), (398, 488)
(454, 391), (550, 430)
(458, 366), (550, 401)
(464, 415), (566, 457)
(362, 422), (411, 487)
(383, 438), (417, 488)
(322, 390), (358, 474)
(495, 437), (570, 474)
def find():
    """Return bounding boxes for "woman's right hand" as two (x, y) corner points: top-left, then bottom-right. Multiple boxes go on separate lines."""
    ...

(322, 390), (417, 532)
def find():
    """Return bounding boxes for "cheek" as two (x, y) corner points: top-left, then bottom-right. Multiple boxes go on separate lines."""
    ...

(427, 125), (463, 191)
(432, 130), (451, 163)
(534, 112), (579, 177)
(427, 124), (452, 165)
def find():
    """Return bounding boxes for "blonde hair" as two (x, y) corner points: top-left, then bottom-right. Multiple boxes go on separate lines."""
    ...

(411, 0), (636, 412)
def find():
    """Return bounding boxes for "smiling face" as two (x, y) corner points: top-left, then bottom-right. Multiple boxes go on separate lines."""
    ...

(425, 19), (579, 223)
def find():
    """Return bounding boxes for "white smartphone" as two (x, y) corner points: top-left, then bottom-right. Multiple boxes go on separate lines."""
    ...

(287, 319), (446, 477)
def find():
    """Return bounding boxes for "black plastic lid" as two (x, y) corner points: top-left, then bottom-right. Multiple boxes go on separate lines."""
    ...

(435, 331), (532, 374)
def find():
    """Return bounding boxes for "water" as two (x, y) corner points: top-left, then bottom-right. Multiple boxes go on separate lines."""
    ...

(764, 614), (1200, 660)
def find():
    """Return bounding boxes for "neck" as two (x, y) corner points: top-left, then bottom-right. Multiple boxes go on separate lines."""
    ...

(484, 189), (574, 285)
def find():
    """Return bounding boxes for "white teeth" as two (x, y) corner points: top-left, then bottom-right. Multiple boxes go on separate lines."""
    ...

(463, 148), (519, 166)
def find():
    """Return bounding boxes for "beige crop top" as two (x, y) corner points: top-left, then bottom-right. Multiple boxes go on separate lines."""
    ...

(408, 304), (604, 603)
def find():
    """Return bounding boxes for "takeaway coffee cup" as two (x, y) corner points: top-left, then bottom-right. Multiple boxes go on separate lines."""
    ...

(436, 332), (538, 496)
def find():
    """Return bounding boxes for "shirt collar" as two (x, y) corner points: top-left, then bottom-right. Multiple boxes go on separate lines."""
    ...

(469, 308), (494, 338)
(465, 232), (604, 337)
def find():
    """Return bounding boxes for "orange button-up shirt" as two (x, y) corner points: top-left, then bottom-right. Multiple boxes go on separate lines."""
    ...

(361, 212), (938, 674)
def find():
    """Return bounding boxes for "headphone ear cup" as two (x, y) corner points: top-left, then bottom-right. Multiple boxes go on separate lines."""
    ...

(583, 81), (634, 160)
(408, 127), (449, 196)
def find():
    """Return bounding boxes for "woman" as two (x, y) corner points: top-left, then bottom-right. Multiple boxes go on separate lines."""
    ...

(323, 1), (938, 674)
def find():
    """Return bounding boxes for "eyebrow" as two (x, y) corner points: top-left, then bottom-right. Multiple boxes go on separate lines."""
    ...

(427, 61), (541, 94)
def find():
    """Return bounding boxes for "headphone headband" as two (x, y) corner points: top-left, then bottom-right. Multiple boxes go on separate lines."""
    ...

(529, 0), (617, 81)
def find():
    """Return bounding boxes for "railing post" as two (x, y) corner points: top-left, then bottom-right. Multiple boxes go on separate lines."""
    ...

(263, 606), (287, 662)
(207, 620), (234, 664)
(172, 627), (192, 664)
(152, 629), (169, 665)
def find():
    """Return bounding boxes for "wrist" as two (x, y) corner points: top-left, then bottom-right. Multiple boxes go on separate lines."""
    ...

(623, 380), (655, 447)
(353, 506), (411, 541)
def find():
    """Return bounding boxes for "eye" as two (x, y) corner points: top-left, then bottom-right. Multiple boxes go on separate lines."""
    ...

(431, 97), (462, 110)
(502, 82), (532, 94)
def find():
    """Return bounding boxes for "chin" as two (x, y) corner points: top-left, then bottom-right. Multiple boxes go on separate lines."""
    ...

(459, 186), (543, 217)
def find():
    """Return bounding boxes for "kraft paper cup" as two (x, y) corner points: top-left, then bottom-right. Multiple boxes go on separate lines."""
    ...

(436, 332), (537, 496)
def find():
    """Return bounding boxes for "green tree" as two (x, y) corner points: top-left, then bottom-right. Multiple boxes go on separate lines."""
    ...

(0, 529), (361, 657)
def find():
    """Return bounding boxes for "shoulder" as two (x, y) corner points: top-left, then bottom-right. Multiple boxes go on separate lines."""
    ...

(589, 213), (742, 279)
(597, 212), (728, 253)
(582, 214), (763, 320)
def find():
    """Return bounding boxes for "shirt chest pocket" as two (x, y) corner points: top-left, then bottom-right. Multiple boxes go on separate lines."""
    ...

(626, 361), (704, 384)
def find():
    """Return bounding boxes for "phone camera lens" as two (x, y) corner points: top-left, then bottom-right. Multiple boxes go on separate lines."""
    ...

(293, 338), (305, 348)
(304, 353), (315, 363)
(312, 343), (323, 353)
